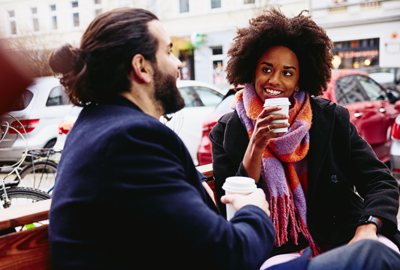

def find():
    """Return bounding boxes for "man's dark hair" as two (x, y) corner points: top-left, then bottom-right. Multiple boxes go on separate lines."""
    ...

(49, 8), (158, 106)
(226, 7), (333, 96)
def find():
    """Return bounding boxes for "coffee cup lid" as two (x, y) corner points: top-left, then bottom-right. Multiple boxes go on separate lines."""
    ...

(222, 177), (257, 193)
(264, 97), (291, 106)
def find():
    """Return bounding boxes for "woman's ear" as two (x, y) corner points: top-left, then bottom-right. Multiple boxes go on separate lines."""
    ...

(295, 85), (299, 92)
(130, 54), (153, 84)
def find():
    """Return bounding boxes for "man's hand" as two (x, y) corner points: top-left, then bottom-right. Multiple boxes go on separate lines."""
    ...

(348, 223), (380, 244)
(220, 188), (270, 216)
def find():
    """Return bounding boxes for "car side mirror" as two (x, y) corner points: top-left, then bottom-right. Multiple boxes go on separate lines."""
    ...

(395, 100), (400, 111)
(387, 91), (400, 104)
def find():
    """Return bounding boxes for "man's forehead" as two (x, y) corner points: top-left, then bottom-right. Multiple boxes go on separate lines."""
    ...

(148, 20), (171, 46)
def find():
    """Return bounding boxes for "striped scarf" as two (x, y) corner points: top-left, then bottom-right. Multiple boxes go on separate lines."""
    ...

(234, 83), (320, 256)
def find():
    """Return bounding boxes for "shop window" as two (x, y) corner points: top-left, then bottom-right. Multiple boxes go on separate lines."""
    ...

(180, 0), (189, 13)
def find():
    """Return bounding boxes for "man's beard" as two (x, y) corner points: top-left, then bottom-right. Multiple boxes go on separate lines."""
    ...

(153, 64), (185, 115)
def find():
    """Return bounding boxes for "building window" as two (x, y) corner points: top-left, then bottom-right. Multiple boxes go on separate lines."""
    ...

(73, 13), (80, 27)
(30, 7), (40, 32)
(50, 5), (57, 30)
(94, 0), (102, 4)
(72, 1), (80, 28)
(10, 21), (17, 35)
(95, 9), (102, 16)
(8, 10), (17, 35)
(180, 0), (189, 13)
(244, 0), (255, 4)
(212, 46), (223, 55)
(52, 16), (58, 29)
(211, 0), (221, 9)
(33, 18), (39, 31)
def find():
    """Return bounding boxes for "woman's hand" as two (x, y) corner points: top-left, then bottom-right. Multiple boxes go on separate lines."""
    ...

(243, 105), (290, 182)
(250, 106), (290, 151)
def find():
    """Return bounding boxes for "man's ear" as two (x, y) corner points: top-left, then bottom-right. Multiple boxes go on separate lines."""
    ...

(130, 54), (153, 84)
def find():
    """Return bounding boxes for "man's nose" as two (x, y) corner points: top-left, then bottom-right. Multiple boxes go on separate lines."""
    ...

(175, 56), (183, 70)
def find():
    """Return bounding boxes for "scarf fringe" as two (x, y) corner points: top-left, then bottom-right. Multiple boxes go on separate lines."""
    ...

(270, 194), (321, 257)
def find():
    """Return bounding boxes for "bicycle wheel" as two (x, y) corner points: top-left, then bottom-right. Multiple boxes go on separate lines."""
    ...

(0, 187), (51, 209)
(16, 160), (58, 193)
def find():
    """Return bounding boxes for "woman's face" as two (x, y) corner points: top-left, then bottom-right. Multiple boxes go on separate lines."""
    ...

(254, 46), (299, 103)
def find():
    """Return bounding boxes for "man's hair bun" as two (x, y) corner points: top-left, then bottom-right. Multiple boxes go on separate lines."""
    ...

(48, 43), (81, 75)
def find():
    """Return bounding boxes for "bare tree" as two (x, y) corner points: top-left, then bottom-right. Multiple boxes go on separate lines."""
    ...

(1, 29), (58, 78)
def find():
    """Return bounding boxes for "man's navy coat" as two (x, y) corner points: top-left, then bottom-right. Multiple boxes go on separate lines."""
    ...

(49, 96), (287, 270)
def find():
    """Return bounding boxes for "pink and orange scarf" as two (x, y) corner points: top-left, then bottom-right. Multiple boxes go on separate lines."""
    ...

(234, 83), (320, 256)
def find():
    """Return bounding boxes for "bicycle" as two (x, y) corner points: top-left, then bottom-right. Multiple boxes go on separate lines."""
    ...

(14, 148), (60, 194)
(1, 116), (53, 210)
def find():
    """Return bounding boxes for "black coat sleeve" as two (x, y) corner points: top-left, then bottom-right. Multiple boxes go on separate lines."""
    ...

(347, 120), (399, 235)
(210, 113), (250, 217)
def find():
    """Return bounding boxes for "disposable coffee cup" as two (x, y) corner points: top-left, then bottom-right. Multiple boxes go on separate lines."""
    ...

(222, 176), (257, 221)
(263, 97), (291, 133)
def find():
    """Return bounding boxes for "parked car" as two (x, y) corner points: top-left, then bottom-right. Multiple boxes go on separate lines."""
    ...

(53, 106), (83, 151)
(0, 76), (72, 166)
(54, 80), (226, 166)
(197, 70), (400, 165)
(390, 115), (400, 184)
(362, 67), (400, 94)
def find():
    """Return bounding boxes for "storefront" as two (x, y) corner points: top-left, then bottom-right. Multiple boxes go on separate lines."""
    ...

(331, 38), (380, 69)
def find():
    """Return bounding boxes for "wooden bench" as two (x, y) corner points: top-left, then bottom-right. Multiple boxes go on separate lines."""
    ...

(0, 164), (214, 270)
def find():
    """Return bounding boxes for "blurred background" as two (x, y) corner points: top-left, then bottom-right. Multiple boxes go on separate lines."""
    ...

(0, 0), (398, 88)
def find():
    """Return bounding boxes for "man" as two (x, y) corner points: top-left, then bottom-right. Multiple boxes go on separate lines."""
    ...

(48, 8), (400, 270)
(48, 8), (273, 270)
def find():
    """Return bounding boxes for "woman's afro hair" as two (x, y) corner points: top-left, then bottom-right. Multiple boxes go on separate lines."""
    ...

(226, 7), (333, 96)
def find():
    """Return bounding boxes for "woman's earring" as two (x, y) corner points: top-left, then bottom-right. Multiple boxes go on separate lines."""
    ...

(295, 87), (299, 92)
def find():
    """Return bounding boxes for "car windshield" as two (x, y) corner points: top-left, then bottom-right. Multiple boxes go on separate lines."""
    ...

(6, 89), (33, 111)
(215, 93), (235, 113)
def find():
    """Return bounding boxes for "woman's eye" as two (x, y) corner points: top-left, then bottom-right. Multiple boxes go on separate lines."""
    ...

(262, 68), (271, 73)
(283, 71), (292, 76)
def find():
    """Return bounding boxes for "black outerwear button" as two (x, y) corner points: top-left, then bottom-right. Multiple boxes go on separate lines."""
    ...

(331, 175), (338, 183)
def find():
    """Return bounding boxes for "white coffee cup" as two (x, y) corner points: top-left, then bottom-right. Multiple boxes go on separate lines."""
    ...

(263, 97), (291, 133)
(222, 176), (257, 221)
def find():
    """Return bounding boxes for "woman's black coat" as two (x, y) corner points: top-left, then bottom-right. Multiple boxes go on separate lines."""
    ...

(210, 96), (400, 254)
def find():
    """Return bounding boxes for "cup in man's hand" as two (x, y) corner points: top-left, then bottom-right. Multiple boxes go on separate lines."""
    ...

(222, 176), (257, 221)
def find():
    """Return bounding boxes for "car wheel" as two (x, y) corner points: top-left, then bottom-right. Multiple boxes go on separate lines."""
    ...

(44, 139), (57, 149)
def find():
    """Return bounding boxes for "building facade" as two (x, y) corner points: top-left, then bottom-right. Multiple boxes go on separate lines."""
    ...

(310, 0), (400, 69)
(0, 0), (309, 86)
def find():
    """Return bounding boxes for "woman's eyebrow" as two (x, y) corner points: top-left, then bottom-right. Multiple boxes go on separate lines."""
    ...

(261, 62), (273, 67)
(284, 66), (296, 70)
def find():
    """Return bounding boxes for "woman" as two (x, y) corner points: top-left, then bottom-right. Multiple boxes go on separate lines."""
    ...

(210, 7), (400, 265)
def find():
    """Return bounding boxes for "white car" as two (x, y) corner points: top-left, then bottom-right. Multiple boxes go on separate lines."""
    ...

(55, 80), (226, 165)
(0, 76), (72, 166)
